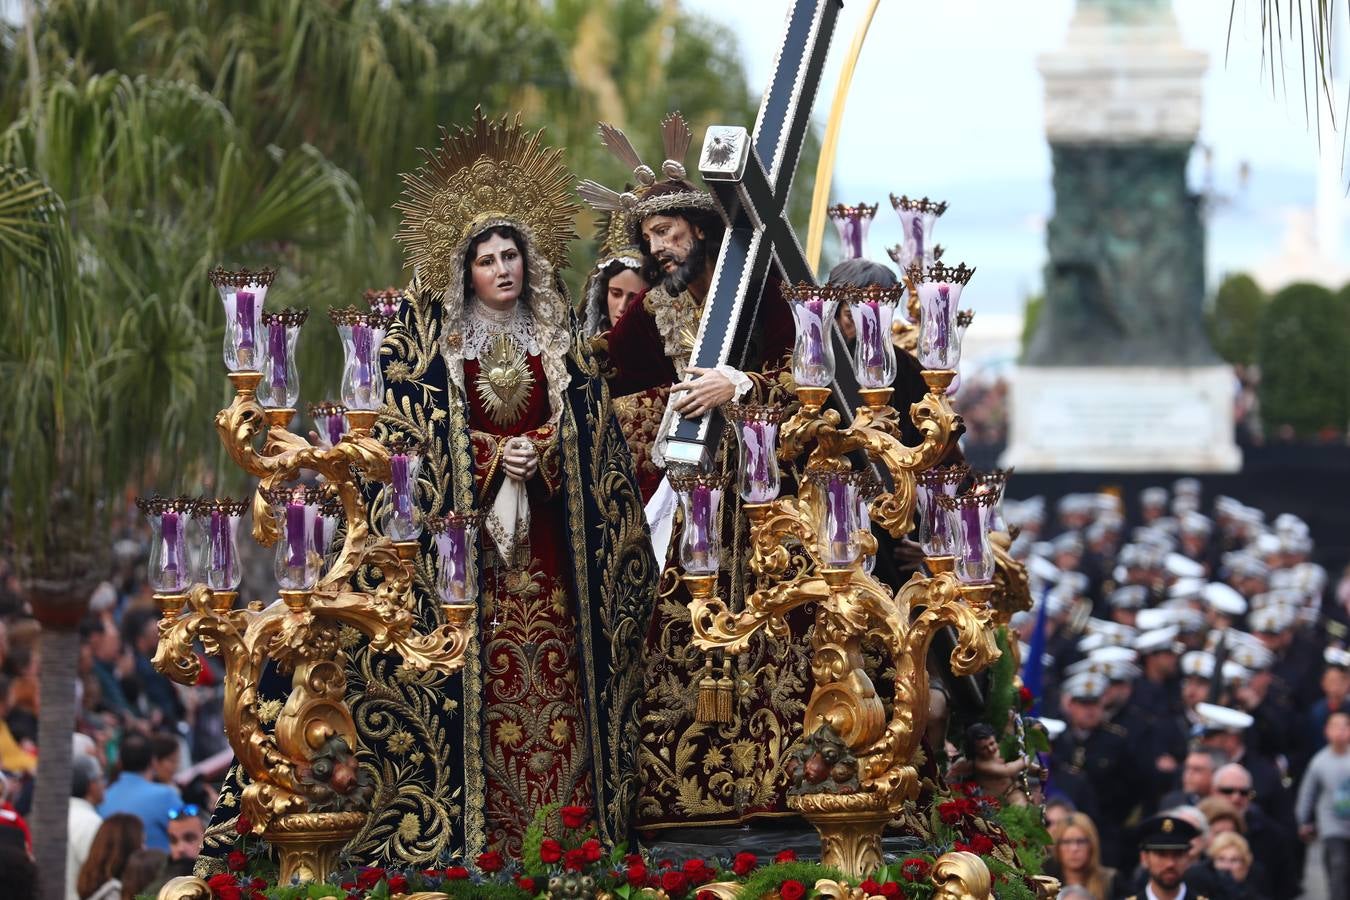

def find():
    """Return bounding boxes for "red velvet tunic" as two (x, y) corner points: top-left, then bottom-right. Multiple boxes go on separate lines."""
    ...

(464, 352), (594, 854)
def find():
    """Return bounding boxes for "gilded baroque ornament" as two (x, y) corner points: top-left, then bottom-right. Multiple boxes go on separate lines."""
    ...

(679, 281), (1024, 880)
(150, 371), (475, 889)
(475, 332), (533, 427)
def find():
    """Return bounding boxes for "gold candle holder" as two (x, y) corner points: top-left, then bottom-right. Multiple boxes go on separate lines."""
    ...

(208, 590), (239, 614)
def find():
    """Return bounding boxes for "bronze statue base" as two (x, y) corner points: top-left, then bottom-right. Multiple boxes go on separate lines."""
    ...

(263, 810), (366, 884)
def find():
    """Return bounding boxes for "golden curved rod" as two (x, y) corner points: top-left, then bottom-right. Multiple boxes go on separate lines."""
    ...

(214, 379), (390, 590)
(856, 571), (999, 798)
(690, 576), (831, 655)
(806, 0), (885, 273)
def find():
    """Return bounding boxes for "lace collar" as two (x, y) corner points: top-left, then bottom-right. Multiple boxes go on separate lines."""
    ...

(463, 299), (541, 360)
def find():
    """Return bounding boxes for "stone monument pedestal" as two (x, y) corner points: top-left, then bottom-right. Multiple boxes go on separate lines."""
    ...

(1001, 366), (1242, 472)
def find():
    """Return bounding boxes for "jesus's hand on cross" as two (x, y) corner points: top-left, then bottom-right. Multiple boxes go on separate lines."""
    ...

(670, 365), (739, 418)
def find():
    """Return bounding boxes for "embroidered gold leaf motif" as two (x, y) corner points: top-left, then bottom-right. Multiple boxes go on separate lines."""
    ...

(475, 332), (533, 427)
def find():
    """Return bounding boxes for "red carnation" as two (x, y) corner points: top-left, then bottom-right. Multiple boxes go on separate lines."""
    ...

(422, 868), (441, 879)
(698, 892), (719, 900)
(582, 838), (604, 864)
(627, 862), (649, 887)
(234, 816), (253, 836)
(732, 851), (758, 876)
(226, 851), (247, 872)
(968, 833), (994, 854)
(900, 858), (930, 882)
(859, 879), (882, 896)
(773, 849), (798, 864)
(388, 874), (409, 893)
(357, 868), (386, 889)
(1019, 685), (1034, 709)
(878, 881), (902, 900)
(661, 870), (689, 896)
(560, 805), (590, 829)
(780, 879), (807, 900)
(683, 858), (715, 884)
(565, 848), (589, 871)
(477, 851), (505, 874)
(516, 876), (537, 894)
(539, 838), (563, 864)
(207, 873), (243, 900)
(938, 800), (967, 825)
(445, 866), (470, 880)
(248, 879), (267, 892)
(625, 853), (644, 867)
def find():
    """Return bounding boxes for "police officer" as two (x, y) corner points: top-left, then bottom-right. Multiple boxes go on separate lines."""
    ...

(1052, 670), (1147, 869)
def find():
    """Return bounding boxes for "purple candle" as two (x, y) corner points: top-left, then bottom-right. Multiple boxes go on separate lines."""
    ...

(325, 414), (344, 446)
(285, 501), (306, 568)
(690, 484), (711, 554)
(268, 320), (288, 392)
(353, 323), (373, 387)
(909, 217), (925, 266)
(236, 291), (256, 351)
(805, 300), (825, 366)
(843, 217), (863, 257)
(934, 285), (952, 358)
(859, 301), (882, 367)
(209, 509), (232, 573)
(445, 527), (466, 582)
(962, 505), (982, 564)
(391, 454), (411, 519)
(162, 511), (181, 573)
(827, 477), (850, 545)
(748, 421), (769, 487)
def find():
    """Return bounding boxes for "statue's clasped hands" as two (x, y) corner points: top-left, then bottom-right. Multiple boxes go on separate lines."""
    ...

(502, 436), (539, 481)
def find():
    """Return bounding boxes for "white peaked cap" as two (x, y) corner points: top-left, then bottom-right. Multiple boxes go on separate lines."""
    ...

(1165, 554), (1206, 579)
(1195, 702), (1253, 732)
(1202, 582), (1248, 617)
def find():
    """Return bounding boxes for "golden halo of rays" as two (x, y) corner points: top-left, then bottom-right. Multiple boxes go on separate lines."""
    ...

(396, 108), (581, 291)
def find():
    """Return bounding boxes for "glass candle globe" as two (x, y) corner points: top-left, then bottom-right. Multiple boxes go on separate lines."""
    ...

(939, 491), (998, 584)
(430, 513), (481, 605)
(916, 262), (975, 371)
(384, 443), (422, 541)
(786, 285), (838, 389)
(209, 267), (274, 372)
(137, 496), (197, 593)
(848, 284), (903, 389)
(857, 474), (883, 575)
(808, 469), (866, 569)
(308, 402), (349, 449)
(889, 195), (948, 273)
(726, 403), (783, 503)
(971, 468), (1012, 534)
(267, 487), (325, 590)
(672, 472), (725, 576)
(258, 309), (307, 409)
(312, 497), (342, 566)
(916, 464), (970, 558)
(948, 310), (974, 396)
(193, 498), (247, 591)
(331, 308), (391, 411)
(828, 203), (878, 261)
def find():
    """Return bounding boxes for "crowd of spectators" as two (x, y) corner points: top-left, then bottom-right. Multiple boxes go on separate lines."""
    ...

(1006, 479), (1350, 899)
(0, 526), (229, 899)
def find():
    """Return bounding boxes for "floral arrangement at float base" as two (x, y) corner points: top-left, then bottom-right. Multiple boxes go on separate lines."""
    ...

(188, 792), (1049, 900)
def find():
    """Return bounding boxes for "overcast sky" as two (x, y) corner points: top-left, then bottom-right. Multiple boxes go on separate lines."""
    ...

(684, 0), (1345, 320)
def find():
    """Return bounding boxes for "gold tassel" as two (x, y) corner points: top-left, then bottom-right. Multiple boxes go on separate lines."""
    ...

(715, 660), (734, 723)
(695, 657), (720, 723)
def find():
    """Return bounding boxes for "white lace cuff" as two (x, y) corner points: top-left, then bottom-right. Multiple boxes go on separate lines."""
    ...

(715, 364), (753, 401)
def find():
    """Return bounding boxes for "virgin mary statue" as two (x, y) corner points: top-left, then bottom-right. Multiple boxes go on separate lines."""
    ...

(197, 112), (657, 871)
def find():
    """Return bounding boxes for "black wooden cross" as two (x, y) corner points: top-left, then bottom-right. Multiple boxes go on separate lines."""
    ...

(661, 0), (859, 468)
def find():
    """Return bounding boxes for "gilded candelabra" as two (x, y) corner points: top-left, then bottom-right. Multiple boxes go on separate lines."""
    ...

(681, 275), (1027, 881)
(149, 270), (475, 887)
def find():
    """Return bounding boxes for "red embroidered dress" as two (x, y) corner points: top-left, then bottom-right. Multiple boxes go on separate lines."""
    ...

(463, 350), (594, 855)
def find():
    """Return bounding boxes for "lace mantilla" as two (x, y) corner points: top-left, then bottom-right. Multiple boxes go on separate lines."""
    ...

(463, 300), (542, 359)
